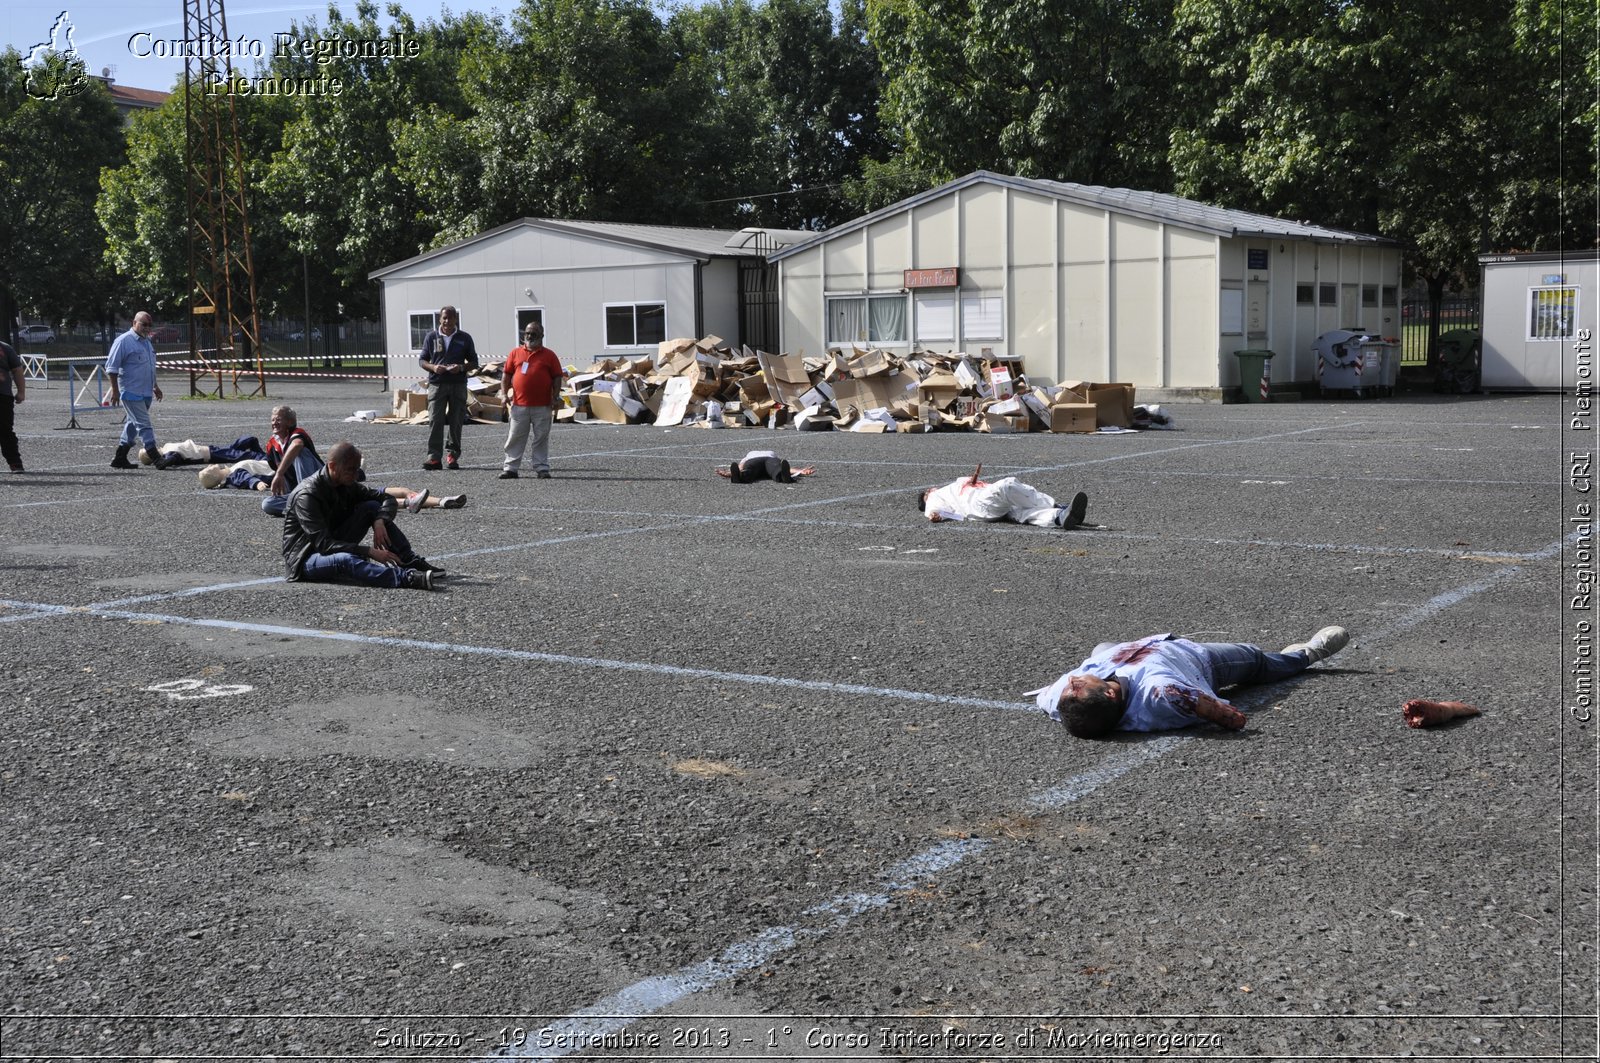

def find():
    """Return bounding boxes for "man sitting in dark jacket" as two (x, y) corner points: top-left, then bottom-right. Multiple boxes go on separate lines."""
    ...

(281, 440), (443, 591)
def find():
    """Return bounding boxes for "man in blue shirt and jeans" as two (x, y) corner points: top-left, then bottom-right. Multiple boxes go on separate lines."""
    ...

(105, 311), (177, 470)
(1031, 627), (1349, 737)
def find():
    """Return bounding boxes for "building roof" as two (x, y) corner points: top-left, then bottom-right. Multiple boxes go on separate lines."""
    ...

(768, 170), (1397, 261)
(97, 78), (169, 111)
(371, 218), (816, 280)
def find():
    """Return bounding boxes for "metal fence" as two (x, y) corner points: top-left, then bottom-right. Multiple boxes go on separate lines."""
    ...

(1399, 296), (1480, 365)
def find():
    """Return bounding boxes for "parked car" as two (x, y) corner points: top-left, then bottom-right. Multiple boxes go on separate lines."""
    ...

(149, 325), (181, 343)
(16, 325), (55, 344)
(286, 327), (323, 342)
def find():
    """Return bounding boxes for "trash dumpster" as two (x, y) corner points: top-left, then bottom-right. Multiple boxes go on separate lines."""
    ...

(1234, 349), (1275, 403)
(1434, 328), (1481, 394)
(1357, 338), (1399, 396)
(1313, 330), (1371, 396)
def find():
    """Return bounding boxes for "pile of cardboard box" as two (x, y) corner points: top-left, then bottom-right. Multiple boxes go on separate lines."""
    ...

(383, 338), (1139, 433)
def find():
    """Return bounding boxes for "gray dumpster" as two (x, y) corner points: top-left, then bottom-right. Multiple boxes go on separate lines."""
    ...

(1314, 329), (1373, 396)
(1357, 339), (1400, 396)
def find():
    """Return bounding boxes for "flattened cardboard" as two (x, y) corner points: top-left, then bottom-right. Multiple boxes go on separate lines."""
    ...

(653, 376), (695, 427)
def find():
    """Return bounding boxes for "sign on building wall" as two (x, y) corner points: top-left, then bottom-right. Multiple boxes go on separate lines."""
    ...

(904, 268), (959, 289)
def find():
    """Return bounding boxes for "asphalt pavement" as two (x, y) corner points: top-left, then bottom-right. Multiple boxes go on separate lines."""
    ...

(1, 378), (1593, 1061)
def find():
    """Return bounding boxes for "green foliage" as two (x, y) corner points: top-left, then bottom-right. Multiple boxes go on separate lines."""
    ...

(263, 1), (499, 318)
(864, 0), (1174, 192)
(0, 49), (124, 333)
(70, 0), (1595, 332)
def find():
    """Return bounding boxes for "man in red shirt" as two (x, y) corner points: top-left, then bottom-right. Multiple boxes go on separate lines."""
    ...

(499, 322), (565, 479)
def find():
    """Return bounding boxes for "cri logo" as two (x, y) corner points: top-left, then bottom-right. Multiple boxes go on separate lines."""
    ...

(21, 11), (90, 101)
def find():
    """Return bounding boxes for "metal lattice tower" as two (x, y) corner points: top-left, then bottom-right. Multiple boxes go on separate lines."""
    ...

(182, 0), (264, 397)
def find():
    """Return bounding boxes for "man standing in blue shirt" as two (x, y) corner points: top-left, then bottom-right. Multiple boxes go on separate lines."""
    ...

(1030, 627), (1349, 737)
(105, 312), (176, 470)
(418, 305), (478, 471)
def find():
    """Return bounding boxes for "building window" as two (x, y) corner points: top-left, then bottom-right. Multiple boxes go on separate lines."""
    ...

(1296, 284), (1313, 306)
(914, 294), (954, 345)
(961, 292), (1003, 341)
(516, 307), (544, 338)
(1529, 287), (1578, 341)
(604, 302), (665, 348)
(408, 311), (437, 352)
(1319, 283), (1337, 306)
(1362, 285), (1378, 306)
(827, 294), (907, 345)
(1382, 285), (1397, 306)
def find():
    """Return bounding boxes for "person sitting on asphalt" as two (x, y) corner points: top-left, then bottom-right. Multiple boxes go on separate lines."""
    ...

(261, 405), (463, 516)
(1029, 627), (1350, 738)
(281, 441), (444, 591)
(918, 468), (1088, 529)
(715, 450), (815, 484)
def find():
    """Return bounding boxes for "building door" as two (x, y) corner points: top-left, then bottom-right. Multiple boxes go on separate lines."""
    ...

(739, 261), (779, 352)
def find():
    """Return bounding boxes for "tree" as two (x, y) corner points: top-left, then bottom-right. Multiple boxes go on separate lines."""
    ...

(1167, 0), (1582, 365)
(0, 50), (125, 343)
(666, 0), (886, 229)
(99, 83), (297, 324)
(262, 2), (499, 323)
(863, 0), (1174, 192)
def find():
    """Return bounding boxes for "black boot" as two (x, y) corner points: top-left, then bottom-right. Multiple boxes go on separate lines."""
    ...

(110, 444), (137, 469)
(151, 445), (180, 470)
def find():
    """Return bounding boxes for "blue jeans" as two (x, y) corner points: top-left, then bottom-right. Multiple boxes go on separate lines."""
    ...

(261, 449), (329, 516)
(300, 500), (416, 589)
(1198, 642), (1310, 688)
(118, 397), (157, 448)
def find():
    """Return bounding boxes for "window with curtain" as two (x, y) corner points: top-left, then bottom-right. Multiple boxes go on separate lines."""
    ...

(828, 295), (906, 344)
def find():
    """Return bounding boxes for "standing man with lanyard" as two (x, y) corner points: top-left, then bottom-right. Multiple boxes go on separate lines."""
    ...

(498, 321), (564, 479)
(419, 305), (478, 471)
(105, 311), (177, 470)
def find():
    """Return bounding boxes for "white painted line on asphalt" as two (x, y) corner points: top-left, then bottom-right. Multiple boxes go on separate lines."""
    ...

(2, 602), (1033, 713)
(486, 743), (1185, 1062)
(480, 537), (1564, 1058)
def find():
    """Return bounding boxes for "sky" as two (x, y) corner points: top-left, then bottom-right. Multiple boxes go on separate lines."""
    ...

(5, 0), (489, 91)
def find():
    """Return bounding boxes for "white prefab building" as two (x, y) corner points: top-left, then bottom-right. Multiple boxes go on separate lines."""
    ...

(769, 171), (1403, 394)
(1479, 251), (1596, 390)
(371, 219), (810, 375)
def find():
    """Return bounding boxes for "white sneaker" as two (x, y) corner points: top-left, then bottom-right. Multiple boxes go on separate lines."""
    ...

(405, 489), (430, 514)
(1282, 625), (1349, 663)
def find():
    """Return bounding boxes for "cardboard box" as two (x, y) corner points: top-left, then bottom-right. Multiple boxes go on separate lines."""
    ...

(587, 390), (629, 424)
(1018, 391), (1054, 429)
(1049, 403), (1098, 433)
(847, 348), (893, 378)
(757, 351), (814, 406)
(1086, 383), (1135, 428)
(989, 365), (1015, 399)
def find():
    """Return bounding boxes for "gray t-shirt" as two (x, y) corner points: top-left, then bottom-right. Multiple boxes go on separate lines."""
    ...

(0, 342), (19, 398)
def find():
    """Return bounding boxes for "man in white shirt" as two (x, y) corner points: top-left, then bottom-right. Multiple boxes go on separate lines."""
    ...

(918, 473), (1087, 529)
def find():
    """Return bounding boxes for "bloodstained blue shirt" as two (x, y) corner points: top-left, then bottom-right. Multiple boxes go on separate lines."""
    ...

(1031, 633), (1218, 732)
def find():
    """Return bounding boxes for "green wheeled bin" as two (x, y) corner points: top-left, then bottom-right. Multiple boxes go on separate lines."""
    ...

(1234, 349), (1276, 403)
